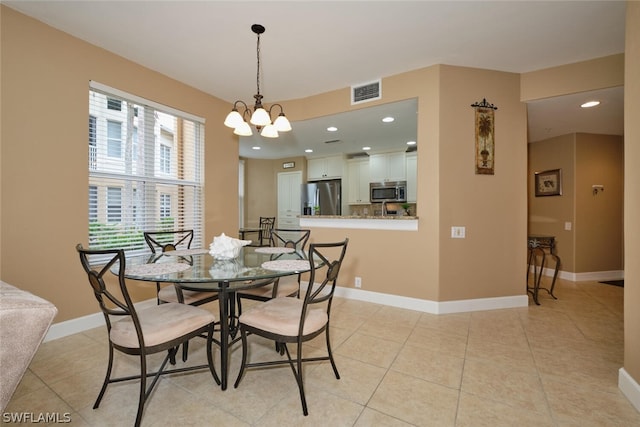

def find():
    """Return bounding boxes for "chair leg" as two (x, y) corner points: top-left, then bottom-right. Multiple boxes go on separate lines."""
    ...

(233, 328), (249, 388)
(325, 327), (340, 380)
(294, 341), (308, 416)
(94, 344), (114, 409)
(236, 293), (243, 317)
(206, 326), (221, 385)
(135, 354), (147, 427)
(182, 340), (189, 362)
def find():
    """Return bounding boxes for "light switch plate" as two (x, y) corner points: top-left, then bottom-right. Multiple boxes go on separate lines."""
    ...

(564, 222), (572, 231)
(451, 226), (466, 238)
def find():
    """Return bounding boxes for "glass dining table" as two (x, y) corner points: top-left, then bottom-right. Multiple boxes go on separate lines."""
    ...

(117, 246), (312, 390)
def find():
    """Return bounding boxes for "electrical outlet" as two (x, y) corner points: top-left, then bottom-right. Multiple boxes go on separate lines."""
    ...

(451, 226), (466, 238)
(355, 277), (362, 288)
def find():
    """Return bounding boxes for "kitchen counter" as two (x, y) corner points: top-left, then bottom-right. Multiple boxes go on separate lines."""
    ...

(299, 215), (418, 231)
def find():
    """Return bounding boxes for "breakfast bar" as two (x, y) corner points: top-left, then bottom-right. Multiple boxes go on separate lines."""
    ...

(299, 215), (419, 231)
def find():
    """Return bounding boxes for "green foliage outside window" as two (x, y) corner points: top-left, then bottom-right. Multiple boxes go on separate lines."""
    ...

(89, 222), (145, 250)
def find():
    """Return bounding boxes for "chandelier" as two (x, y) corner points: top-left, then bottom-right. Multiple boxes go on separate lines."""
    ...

(224, 24), (292, 138)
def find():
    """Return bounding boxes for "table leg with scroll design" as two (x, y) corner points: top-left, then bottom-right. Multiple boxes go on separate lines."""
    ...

(546, 253), (561, 298)
(527, 245), (545, 305)
(527, 236), (560, 304)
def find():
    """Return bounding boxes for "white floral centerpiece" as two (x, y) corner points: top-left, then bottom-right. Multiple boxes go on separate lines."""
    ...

(209, 233), (251, 260)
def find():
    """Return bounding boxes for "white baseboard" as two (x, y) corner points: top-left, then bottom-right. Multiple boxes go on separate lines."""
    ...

(333, 286), (528, 314)
(619, 368), (640, 413)
(534, 267), (624, 282)
(568, 270), (624, 282)
(46, 287), (527, 341)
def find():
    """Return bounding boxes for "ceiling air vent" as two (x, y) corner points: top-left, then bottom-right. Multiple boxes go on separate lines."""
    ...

(323, 139), (342, 144)
(351, 79), (381, 105)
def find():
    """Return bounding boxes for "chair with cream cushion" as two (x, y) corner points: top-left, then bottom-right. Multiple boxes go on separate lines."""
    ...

(233, 239), (348, 416)
(76, 244), (219, 427)
(235, 229), (311, 315)
(144, 230), (218, 361)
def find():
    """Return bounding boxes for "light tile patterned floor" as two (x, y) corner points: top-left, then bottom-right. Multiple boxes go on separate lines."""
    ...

(4, 279), (640, 426)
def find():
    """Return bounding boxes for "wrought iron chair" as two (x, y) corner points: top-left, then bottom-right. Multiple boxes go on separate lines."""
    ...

(246, 216), (275, 247)
(233, 239), (349, 416)
(270, 228), (311, 251)
(236, 229), (311, 316)
(144, 230), (218, 303)
(76, 244), (219, 427)
(144, 230), (218, 361)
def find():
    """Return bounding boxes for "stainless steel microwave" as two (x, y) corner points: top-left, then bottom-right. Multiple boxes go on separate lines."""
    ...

(370, 181), (407, 203)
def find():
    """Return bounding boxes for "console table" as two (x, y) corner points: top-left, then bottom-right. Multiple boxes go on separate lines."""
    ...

(527, 235), (560, 305)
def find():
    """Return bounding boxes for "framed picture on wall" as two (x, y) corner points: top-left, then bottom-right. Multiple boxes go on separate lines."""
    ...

(535, 168), (562, 197)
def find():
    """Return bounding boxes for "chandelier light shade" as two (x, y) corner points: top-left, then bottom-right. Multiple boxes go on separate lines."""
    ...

(224, 24), (292, 139)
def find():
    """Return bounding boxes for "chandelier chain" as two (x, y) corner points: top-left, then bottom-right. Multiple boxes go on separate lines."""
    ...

(255, 32), (261, 97)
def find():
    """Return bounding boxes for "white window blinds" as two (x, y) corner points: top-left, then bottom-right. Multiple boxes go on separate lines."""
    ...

(88, 83), (205, 257)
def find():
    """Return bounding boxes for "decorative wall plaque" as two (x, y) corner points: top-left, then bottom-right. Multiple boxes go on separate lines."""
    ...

(471, 98), (498, 175)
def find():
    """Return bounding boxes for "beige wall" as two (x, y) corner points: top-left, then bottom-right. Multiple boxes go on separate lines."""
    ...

(0, 7), (237, 321)
(281, 67), (444, 300)
(528, 133), (624, 274)
(521, 54), (624, 101)
(528, 134), (576, 270)
(253, 64), (528, 302)
(0, 5), (3, 278)
(243, 158), (278, 227)
(575, 133), (624, 272)
(438, 66), (527, 300)
(624, 0), (640, 391)
(243, 155), (306, 228)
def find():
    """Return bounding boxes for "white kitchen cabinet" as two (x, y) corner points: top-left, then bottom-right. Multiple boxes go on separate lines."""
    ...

(277, 171), (302, 229)
(347, 158), (370, 204)
(307, 155), (344, 180)
(369, 151), (406, 182)
(406, 152), (417, 202)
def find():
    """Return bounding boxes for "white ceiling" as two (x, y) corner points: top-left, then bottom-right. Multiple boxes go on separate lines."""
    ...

(5, 0), (626, 158)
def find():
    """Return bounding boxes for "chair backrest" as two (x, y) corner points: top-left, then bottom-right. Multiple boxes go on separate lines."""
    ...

(144, 230), (193, 253)
(270, 229), (311, 250)
(76, 244), (142, 339)
(258, 217), (276, 245)
(299, 239), (349, 328)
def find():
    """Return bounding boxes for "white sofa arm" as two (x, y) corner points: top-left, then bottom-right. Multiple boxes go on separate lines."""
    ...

(0, 281), (57, 412)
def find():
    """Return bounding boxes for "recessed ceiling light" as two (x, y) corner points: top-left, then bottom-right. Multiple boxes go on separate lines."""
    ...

(305, 149), (313, 153)
(406, 141), (416, 145)
(382, 116), (395, 123)
(252, 146), (261, 150)
(362, 146), (371, 151)
(581, 100), (600, 108)
(327, 126), (338, 132)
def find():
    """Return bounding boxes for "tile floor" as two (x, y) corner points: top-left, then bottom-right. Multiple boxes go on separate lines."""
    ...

(4, 278), (640, 426)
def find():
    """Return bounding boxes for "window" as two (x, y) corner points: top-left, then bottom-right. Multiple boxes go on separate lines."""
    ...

(107, 120), (122, 158)
(107, 187), (122, 223)
(89, 186), (98, 222)
(88, 82), (205, 258)
(89, 116), (97, 170)
(160, 145), (171, 174)
(160, 193), (171, 218)
(107, 97), (122, 111)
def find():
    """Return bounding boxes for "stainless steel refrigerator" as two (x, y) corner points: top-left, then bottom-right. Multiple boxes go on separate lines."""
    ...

(301, 180), (341, 215)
